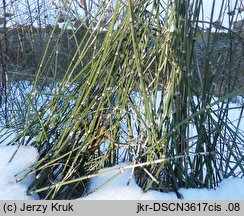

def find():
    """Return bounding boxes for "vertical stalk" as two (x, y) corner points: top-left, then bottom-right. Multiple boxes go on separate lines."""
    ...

(0, 0), (8, 124)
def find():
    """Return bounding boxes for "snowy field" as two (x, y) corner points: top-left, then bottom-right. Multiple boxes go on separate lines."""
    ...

(0, 139), (243, 200)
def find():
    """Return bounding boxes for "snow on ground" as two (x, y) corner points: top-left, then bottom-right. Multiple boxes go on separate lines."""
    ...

(179, 178), (244, 200)
(0, 134), (243, 200)
(80, 164), (178, 200)
(80, 164), (244, 200)
(0, 131), (39, 200)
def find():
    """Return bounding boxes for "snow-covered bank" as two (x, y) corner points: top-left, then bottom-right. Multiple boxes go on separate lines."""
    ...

(80, 164), (244, 200)
(0, 145), (39, 200)
(0, 144), (243, 200)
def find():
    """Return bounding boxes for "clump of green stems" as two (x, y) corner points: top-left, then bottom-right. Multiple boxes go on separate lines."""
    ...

(1, 0), (243, 199)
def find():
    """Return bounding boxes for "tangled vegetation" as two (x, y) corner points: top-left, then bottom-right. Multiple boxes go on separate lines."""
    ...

(0, 0), (243, 199)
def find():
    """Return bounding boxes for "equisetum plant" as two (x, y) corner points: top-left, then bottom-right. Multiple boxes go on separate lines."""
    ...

(0, 0), (243, 199)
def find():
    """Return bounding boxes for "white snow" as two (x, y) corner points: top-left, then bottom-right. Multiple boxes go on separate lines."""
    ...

(179, 178), (244, 200)
(80, 164), (244, 200)
(79, 164), (178, 200)
(0, 142), (39, 200)
(0, 128), (243, 200)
